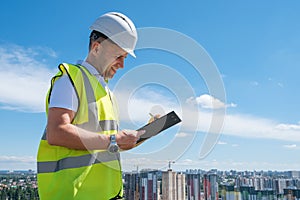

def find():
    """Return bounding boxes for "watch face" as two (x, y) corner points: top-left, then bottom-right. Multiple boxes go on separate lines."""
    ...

(108, 144), (119, 153)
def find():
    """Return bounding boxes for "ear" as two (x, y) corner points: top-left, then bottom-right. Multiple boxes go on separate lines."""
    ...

(91, 41), (101, 54)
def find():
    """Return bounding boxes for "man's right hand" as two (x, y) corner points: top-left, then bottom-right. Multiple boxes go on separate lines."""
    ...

(115, 129), (145, 150)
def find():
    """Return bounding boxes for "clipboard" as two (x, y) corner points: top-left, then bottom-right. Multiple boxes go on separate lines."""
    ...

(136, 111), (181, 145)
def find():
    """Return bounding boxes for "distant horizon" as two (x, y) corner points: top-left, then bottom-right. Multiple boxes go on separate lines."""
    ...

(1, 168), (299, 174)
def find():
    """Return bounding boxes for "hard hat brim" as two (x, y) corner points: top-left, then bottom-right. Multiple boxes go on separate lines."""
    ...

(127, 49), (136, 58)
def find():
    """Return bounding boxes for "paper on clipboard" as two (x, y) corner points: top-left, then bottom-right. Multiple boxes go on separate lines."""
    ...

(136, 111), (181, 145)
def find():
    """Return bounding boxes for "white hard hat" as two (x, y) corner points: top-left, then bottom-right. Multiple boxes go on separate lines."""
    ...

(90, 12), (138, 58)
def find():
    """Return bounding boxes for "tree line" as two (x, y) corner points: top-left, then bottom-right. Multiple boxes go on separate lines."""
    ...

(0, 174), (39, 200)
(0, 186), (39, 200)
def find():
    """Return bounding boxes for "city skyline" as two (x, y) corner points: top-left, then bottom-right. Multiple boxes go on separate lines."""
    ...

(123, 168), (300, 200)
(1, 1), (300, 171)
(2, 168), (300, 199)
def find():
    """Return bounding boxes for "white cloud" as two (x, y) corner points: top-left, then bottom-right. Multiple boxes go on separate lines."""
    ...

(186, 94), (236, 109)
(275, 123), (300, 131)
(0, 155), (36, 170)
(221, 114), (300, 142)
(0, 155), (35, 163)
(175, 132), (190, 138)
(121, 157), (300, 171)
(175, 159), (300, 171)
(283, 144), (297, 149)
(121, 157), (171, 171)
(116, 88), (300, 143)
(217, 141), (239, 147)
(217, 141), (227, 145)
(0, 44), (57, 112)
(0, 156), (36, 170)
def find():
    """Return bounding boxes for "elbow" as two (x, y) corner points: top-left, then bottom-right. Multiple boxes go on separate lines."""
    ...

(46, 127), (61, 146)
(46, 131), (56, 146)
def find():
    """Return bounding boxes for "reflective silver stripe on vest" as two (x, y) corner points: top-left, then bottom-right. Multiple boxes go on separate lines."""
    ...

(79, 66), (101, 132)
(99, 120), (118, 131)
(77, 119), (118, 133)
(37, 151), (120, 173)
(77, 66), (118, 132)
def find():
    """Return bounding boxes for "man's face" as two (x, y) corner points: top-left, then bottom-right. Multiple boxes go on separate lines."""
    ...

(95, 39), (128, 79)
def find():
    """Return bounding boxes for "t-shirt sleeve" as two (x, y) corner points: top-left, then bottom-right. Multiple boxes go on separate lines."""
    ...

(48, 75), (78, 112)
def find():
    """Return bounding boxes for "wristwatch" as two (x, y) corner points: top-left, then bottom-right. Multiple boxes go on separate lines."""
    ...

(108, 134), (119, 153)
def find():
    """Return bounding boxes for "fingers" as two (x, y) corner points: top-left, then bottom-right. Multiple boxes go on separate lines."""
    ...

(116, 129), (146, 150)
(137, 130), (146, 137)
(154, 114), (161, 119)
(148, 114), (161, 124)
(122, 129), (138, 136)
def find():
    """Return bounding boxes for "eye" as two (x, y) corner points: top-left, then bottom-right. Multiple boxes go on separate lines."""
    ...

(116, 55), (126, 60)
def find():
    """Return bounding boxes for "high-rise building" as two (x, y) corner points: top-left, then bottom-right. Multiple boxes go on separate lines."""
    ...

(288, 171), (300, 179)
(274, 178), (287, 194)
(239, 186), (256, 200)
(203, 173), (218, 200)
(124, 170), (160, 200)
(124, 169), (300, 200)
(219, 185), (239, 200)
(177, 172), (185, 200)
(124, 172), (139, 200)
(161, 170), (186, 200)
(186, 170), (201, 200)
(139, 171), (159, 200)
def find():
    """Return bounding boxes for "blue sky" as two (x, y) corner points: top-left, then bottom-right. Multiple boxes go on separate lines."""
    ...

(1, 1), (300, 171)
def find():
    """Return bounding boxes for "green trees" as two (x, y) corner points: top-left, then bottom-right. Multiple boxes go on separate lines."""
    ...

(0, 185), (39, 199)
(0, 174), (39, 200)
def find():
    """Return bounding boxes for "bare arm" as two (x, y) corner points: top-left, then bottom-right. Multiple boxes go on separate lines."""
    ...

(46, 107), (143, 150)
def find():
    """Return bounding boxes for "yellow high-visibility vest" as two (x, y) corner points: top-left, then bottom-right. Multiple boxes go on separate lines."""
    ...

(37, 63), (122, 200)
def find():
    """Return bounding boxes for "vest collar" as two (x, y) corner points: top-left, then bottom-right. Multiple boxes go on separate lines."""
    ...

(76, 60), (107, 88)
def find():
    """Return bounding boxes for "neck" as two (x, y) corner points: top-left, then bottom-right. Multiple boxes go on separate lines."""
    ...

(85, 56), (103, 76)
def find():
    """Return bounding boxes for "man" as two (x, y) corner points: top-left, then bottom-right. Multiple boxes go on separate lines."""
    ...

(37, 12), (144, 200)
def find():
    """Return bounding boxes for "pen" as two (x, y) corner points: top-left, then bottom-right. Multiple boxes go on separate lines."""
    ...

(149, 113), (158, 120)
